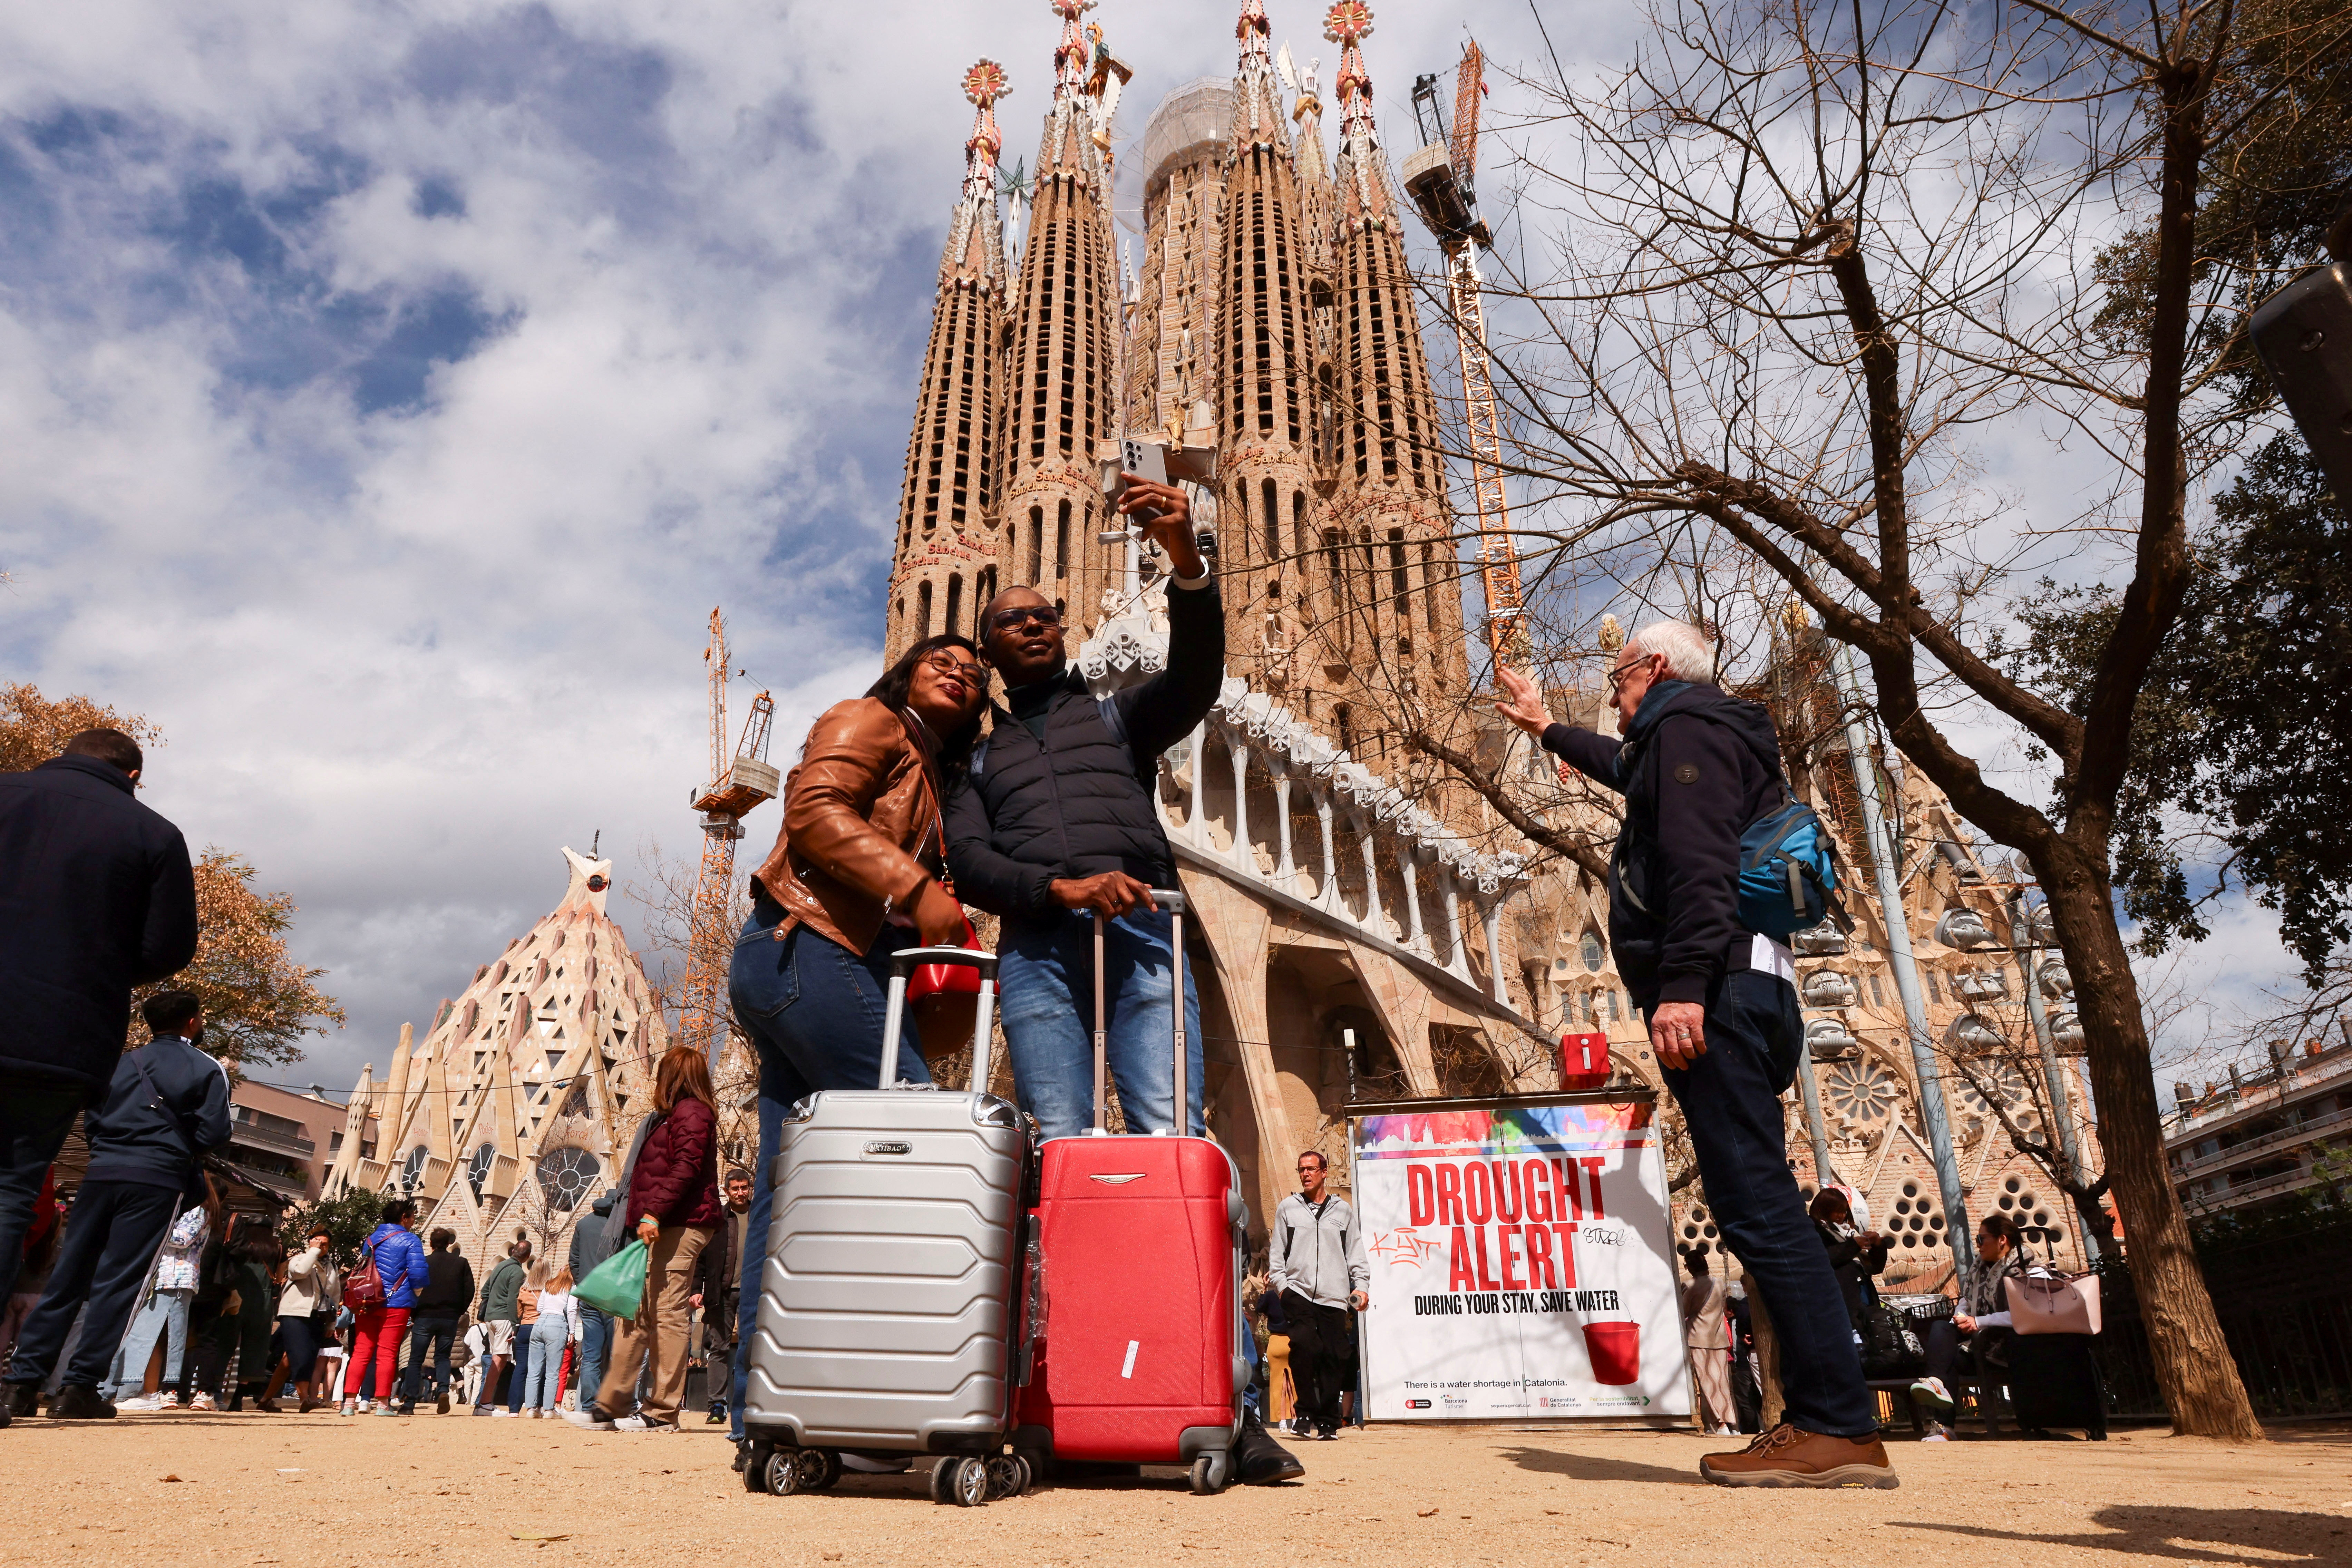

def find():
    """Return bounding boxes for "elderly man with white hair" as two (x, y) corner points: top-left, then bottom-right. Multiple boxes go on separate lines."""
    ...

(1495, 621), (1894, 1490)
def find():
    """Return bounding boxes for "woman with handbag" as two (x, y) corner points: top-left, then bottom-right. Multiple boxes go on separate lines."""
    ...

(576, 1046), (723, 1432)
(340, 1198), (428, 1415)
(719, 635), (990, 1445)
(1909, 1211), (2053, 1439)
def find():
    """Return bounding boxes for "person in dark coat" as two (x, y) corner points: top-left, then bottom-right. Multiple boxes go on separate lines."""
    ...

(568, 1189), (620, 1415)
(398, 1229), (475, 1414)
(3, 990), (229, 1420)
(0, 729), (199, 1334)
(943, 476), (1225, 1141)
(1809, 1188), (1889, 1334)
(1496, 624), (1894, 1489)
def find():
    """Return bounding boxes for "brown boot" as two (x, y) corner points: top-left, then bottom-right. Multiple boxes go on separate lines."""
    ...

(1699, 1423), (1899, 1488)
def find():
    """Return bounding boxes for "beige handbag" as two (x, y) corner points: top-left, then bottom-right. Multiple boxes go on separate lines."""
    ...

(2004, 1270), (2102, 1335)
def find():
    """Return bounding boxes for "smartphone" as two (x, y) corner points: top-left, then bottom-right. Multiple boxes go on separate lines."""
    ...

(1109, 437), (1170, 531)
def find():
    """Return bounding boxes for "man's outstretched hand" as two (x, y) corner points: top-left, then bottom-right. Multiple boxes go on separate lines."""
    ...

(1494, 666), (1554, 737)
(1050, 871), (1158, 919)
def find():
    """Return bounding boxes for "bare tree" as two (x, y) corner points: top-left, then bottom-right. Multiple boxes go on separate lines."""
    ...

(1393, 0), (2352, 1435)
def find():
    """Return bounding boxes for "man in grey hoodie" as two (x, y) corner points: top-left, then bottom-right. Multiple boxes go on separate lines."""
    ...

(568, 1189), (621, 1413)
(1268, 1151), (1369, 1441)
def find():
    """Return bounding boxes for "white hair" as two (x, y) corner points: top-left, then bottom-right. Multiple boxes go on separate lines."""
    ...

(1625, 620), (1718, 683)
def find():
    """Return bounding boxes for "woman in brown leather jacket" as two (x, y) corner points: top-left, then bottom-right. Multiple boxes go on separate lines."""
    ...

(719, 633), (988, 1441)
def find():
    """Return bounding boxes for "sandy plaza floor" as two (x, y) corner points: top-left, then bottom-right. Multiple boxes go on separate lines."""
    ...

(1, 1409), (2343, 1567)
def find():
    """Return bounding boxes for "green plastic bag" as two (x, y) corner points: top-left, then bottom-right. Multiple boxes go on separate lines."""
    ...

(575, 1238), (649, 1321)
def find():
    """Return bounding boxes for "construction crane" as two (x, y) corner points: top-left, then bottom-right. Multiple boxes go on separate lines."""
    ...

(1401, 42), (1526, 669)
(680, 607), (778, 1065)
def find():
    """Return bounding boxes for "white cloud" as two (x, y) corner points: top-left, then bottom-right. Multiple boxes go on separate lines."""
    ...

(2, 0), (1598, 1092)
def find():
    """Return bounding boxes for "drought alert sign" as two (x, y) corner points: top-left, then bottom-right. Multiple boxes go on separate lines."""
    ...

(1352, 1098), (1690, 1421)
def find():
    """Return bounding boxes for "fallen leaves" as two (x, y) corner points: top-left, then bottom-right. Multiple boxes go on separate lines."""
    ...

(509, 1533), (572, 1546)
(158, 1476), (183, 1484)
(1417, 1507), (1439, 1518)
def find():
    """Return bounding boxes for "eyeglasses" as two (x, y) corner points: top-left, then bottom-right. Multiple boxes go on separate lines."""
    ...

(988, 605), (1062, 634)
(1606, 653), (1659, 694)
(920, 649), (986, 682)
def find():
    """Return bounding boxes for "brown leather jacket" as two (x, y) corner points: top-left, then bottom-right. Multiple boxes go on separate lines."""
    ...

(752, 697), (944, 955)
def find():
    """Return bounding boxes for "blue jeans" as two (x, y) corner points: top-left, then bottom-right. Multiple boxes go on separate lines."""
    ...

(522, 1317), (568, 1410)
(506, 1326), (537, 1412)
(576, 1305), (611, 1412)
(107, 1288), (192, 1397)
(0, 1087), (80, 1305)
(726, 902), (933, 1440)
(998, 907), (1203, 1141)
(1658, 968), (1877, 1438)
(399, 1314), (458, 1404)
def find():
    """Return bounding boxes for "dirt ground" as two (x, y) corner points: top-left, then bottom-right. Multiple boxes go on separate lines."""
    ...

(2, 1410), (2343, 1567)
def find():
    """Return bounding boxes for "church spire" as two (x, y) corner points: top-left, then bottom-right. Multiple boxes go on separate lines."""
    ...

(1000, 0), (1123, 635)
(886, 59), (1013, 658)
(1325, 0), (1392, 231)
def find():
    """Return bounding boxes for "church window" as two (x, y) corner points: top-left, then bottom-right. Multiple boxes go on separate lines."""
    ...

(535, 1147), (601, 1214)
(466, 1142), (497, 1201)
(917, 581), (933, 639)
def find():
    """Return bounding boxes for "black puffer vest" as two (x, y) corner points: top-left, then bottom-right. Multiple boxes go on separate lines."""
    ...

(960, 680), (1175, 918)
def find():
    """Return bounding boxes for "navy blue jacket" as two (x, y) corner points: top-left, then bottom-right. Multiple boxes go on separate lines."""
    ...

(1542, 681), (1786, 1009)
(0, 755), (199, 1095)
(945, 578), (1225, 921)
(83, 1032), (233, 1194)
(361, 1222), (432, 1310)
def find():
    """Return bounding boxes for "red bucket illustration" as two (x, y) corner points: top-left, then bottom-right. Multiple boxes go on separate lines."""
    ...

(1584, 1321), (1641, 1386)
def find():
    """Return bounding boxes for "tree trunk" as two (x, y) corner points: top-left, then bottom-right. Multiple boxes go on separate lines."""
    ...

(2040, 838), (2264, 1440)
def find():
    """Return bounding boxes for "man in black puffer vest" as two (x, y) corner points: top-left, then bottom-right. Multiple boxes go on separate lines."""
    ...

(1496, 620), (1894, 1491)
(946, 475), (1223, 1141)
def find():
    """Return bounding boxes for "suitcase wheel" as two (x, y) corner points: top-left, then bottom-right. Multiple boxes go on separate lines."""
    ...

(807, 1450), (844, 1491)
(1188, 1452), (1231, 1496)
(985, 1453), (1029, 1500)
(741, 1442), (773, 1495)
(934, 1456), (990, 1507)
(760, 1446), (819, 1497)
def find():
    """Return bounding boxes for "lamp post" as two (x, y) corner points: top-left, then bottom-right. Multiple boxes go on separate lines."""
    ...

(1833, 646), (1974, 1274)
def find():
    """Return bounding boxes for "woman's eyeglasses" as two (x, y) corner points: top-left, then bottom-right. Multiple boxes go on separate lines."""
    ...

(921, 650), (986, 683)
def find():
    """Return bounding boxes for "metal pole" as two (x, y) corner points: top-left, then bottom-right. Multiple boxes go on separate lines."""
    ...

(2009, 893), (2096, 1263)
(1833, 646), (1973, 1274)
(1792, 1040), (1837, 1189)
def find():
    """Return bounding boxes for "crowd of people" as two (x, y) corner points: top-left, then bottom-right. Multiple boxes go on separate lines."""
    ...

(6, 504), (2025, 1486)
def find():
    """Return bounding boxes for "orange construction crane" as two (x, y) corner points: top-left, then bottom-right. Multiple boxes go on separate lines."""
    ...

(1402, 41), (1525, 667)
(680, 608), (778, 1064)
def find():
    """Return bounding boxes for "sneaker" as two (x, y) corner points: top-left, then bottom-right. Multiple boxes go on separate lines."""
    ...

(1920, 1419), (1950, 1443)
(562, 1407), (616, 1431)
(338, 1400), (356, 1417)
(1909, 1376), (1954, 1413)
(613, 1415), (677, 1432)
(490, 1408), (516, 1418)
(378, 1403), (403, 1416)
(118, 1393), (166, 1413)
(1315, 1424), (1338, 1441)
(1699, 1424), (1899, 1489)
(706, 1408), (727, 1425)
(189, 1392), (218, 1412)
(51, 1385), (118, 1420)
(472, 1404), (496, 1417)
(1235, 1409), (1306, 1485)
(357, 1399), (373, 1414)
(159, 1392), (183, 1411)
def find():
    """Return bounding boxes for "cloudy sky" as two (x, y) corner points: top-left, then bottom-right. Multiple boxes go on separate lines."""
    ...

(1, 0), (2295, 1098)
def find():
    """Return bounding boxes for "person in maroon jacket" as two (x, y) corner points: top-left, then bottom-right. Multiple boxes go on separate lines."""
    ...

(578, 1047), (721, 1432)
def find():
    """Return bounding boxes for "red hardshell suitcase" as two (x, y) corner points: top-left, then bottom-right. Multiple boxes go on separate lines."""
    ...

(1011, 889), (1250, 1494)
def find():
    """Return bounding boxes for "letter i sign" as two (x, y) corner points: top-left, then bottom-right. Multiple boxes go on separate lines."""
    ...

(1562, 1032), (1608, 1091)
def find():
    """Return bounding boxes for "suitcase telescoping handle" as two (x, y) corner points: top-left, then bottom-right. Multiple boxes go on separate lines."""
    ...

(1088, 888), (1189, 1136)
(880, 947), (1001, 1092)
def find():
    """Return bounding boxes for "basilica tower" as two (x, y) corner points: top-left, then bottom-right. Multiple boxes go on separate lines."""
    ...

(887, 61), (1013, 660)
(1215, 0), (1320, 694)
(1323, 1), (1466, 749)
(1000, 0), (1125, 638)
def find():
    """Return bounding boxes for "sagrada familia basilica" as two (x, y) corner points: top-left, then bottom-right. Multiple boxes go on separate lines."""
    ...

(323, 0), (2106, 1287)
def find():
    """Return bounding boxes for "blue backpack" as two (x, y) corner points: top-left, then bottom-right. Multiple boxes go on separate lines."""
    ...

(1737, 791), (1844, 941)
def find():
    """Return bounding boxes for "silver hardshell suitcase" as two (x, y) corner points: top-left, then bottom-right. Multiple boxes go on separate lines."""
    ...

(741, 945), (1037, 1507)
